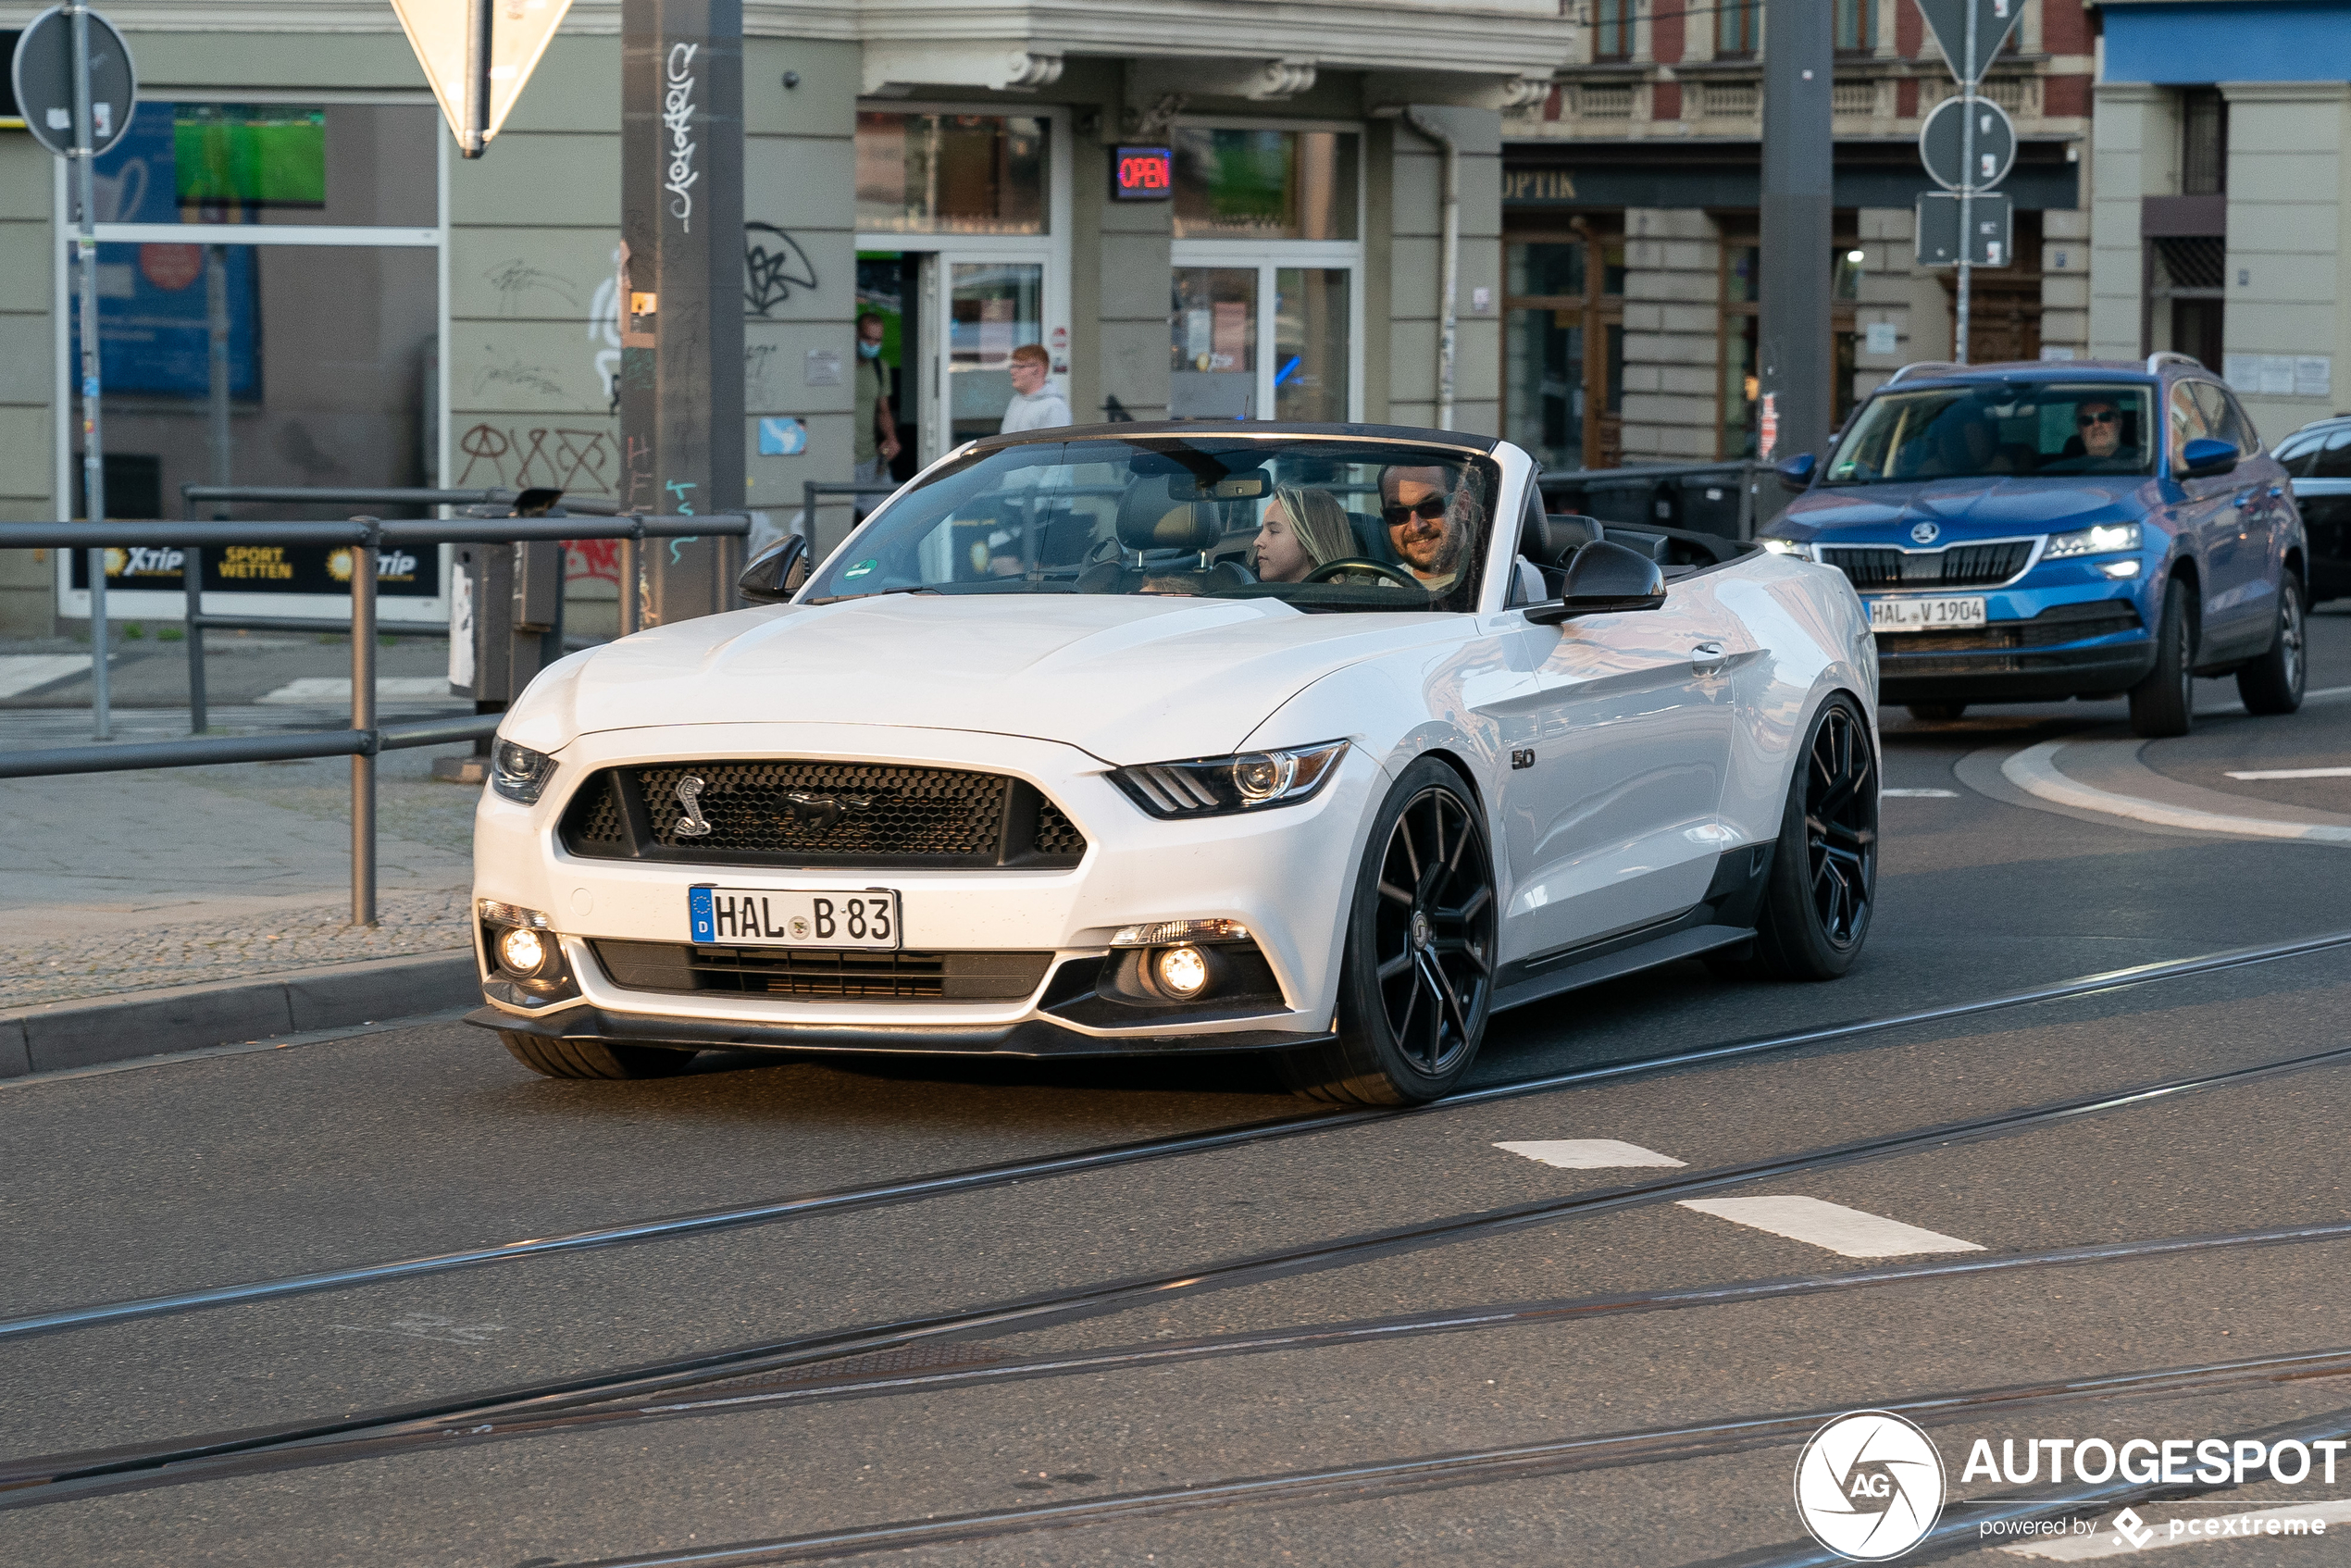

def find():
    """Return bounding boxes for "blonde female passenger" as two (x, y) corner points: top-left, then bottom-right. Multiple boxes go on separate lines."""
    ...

(1251, 484), (1361, 583)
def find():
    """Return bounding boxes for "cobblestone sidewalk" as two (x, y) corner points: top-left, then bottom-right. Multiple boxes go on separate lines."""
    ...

(4, 888), (472, 1011)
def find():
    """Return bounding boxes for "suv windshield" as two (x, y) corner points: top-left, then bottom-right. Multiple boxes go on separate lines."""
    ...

(803, 436), (1501, 613)
(1826, 382), (2157, 484)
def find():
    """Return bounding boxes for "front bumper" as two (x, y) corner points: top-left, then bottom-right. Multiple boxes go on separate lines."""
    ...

(469, 722), (1372, 1055)
(1868, 591), (2156, 703)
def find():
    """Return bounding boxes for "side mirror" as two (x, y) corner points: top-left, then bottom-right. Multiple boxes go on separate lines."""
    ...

(2181, 436), (2238, 479)
(1524, 540), (1668, 625)
(1777, 452), (1818, 485)
(737, 535), (809, 604)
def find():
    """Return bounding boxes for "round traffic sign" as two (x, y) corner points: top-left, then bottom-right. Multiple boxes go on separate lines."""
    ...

(1918, 93), (2016, 193)
(10, 6), (138, 160)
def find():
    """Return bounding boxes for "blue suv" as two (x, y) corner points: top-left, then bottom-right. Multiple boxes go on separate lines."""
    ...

(1761, 355), (2308, 737)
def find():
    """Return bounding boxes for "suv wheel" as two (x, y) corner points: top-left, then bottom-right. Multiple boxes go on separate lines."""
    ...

(2129, 580), (2196, 740)
(2236, 578), (2307, 716)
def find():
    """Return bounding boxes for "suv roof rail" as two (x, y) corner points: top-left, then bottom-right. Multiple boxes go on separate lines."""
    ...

(2146, 351), (2205, 375)
(1887, 361), (1960, 383)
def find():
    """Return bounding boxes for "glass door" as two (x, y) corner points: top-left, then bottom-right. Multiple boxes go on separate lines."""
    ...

(1504, 232), (1623, 471)
(1169, 251), (1360, 422)
(1274, 268), (1350, 422)
(1170, 267), (1257, 419)
(945, 260), (1043, 445)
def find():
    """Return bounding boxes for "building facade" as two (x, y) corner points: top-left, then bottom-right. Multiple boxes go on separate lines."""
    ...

(1499, 0), (2095, 471)
(2089, 1), (2351, 443)
(0, 0), (1571, 636)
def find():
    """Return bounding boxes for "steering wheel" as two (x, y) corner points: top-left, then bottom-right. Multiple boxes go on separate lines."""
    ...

(1302, 557), (1421, 590)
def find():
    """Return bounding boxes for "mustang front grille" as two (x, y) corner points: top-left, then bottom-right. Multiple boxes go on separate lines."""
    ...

(591, 940), (1054, 1001)
(1821, 540), (2035, 590)
(559, 761), (1087, 869)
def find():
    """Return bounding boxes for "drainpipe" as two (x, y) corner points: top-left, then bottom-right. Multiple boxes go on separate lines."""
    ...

(1402, 106), (1460, 429)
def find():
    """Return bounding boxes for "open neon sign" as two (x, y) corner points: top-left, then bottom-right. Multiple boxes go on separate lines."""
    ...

(1113, 145), (1173, 201)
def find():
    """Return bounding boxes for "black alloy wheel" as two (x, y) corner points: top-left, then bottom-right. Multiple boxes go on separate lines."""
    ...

(1718, 694), (1877, 982)
(1801, 701), (1876, 950)
(1281, 757), (1497, 1104)
(2237, 576), (2307, 716)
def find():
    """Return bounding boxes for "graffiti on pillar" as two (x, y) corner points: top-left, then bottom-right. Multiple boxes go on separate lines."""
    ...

(744, 223), (819, 316)
(454, 423), (620, 497)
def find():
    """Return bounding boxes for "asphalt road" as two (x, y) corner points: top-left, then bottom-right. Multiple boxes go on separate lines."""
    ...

(3, 608), (2349, 1567)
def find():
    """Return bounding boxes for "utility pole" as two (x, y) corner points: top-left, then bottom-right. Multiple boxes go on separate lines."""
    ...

(1758, 0), (1833, 463)
(69, 0), (107, 740)
(620, 0), (745, 626)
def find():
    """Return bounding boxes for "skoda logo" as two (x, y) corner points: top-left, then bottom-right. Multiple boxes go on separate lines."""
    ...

(1909, 521), (1941, 546)
(1794, 1411), (1946, 1561)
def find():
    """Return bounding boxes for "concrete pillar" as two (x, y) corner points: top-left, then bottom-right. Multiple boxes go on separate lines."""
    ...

(1618, 207), (1720, 461)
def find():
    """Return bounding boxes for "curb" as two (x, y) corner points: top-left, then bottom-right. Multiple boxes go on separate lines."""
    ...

(0, 951), (481, 1078)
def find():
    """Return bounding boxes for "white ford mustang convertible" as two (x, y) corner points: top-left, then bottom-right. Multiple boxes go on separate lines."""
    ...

(471, 421), (1878, 1103)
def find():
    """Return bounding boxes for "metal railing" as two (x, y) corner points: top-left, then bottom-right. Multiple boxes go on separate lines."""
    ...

(1, 510), (745, 926)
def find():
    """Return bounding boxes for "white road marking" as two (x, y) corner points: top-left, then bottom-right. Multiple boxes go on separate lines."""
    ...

(1496, 1139), (1686, 1169)
(0, 653), (93, 698)
(2001, 740), (2351, 846)
(258, 676), (457, 705)
(1677, 1196), (1984, 1258)
(2226, 766), (2351, 780)
(1998, 1500), (2351, 1559)
(1883, 787), (1960, 797)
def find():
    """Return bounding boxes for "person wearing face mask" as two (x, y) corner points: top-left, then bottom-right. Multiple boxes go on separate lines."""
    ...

(1000, 343), (1073, 433)
(852, 313), (901, 508)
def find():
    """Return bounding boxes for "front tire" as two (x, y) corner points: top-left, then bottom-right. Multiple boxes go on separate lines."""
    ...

(500, 1030), (700, 1080)
(2129, 579), (2196, 739)
(1279, 758), (1497, 1105)
(2236, 577), (2306, 716)
(1733, 695), (1877, 981)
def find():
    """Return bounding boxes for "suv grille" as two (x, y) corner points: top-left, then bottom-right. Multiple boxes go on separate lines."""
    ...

(1876, 602), (2144, 655)
(1821, 540), (2035, 590)
(591, 940), (1053, 1002)
(560, 761), (1087, 869)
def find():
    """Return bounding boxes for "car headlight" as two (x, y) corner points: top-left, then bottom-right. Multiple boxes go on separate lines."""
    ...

(1758, 537), (1812, 559)
(1111, 740), (1348, 819)
(2043, 522), (2142, 560)
(491, 739), (556, 803)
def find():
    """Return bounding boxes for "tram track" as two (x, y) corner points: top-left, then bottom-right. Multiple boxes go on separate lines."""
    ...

(10, 1029), (2351, 1511)
(12, 1213), (2351, 1513)
(7, 927), (2347, 1348)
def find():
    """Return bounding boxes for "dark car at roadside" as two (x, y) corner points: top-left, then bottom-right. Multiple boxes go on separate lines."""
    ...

(2270, 414), (2351, 605)
(1759, 355), (2309, 738)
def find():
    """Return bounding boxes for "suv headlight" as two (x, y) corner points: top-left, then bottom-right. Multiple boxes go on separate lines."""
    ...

(491, 739), (557, 803)
(1111, 740), (1348, 819)
(2044, 522), (2142, 560)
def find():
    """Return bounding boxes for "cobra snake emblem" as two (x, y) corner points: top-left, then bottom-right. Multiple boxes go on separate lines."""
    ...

(673, 776), (713, 838)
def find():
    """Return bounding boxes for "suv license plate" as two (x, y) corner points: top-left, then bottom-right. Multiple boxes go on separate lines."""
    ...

(689, 887), (901, 949)
(1870, 596), (1987, 633)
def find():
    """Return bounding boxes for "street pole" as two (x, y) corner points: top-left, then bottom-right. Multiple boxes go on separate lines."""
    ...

(1955, 1), (1978, 365)
(1758, 0), (1833, 461)
(620, 0), (745, 625)
(68, 0), (107, 740)
(461, 0), (491, 157)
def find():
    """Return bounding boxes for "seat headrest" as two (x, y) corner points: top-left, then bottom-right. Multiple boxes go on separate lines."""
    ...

(1115, 489), (1225, 552)
(1522, 510), (1604, 565)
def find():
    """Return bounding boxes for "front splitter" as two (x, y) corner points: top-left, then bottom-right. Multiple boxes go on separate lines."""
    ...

(468, 1004), (1332, 1059)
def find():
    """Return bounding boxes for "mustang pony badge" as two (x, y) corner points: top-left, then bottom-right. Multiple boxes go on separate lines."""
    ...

(782, 790), (870, 830)
(673, 776), (714, 838)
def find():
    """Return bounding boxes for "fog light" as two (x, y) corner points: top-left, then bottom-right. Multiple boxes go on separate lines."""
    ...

(1155, 944), (1210, 999)
(2101, 559), (2142, 579)
(497, 926), (550, 977)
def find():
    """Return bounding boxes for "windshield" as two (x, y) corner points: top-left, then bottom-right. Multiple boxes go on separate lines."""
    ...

(803, 436), (1501, 613)
(1826, 383), (2157, 484)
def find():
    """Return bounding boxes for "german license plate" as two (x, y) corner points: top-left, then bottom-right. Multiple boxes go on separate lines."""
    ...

(689, 887), (901, 949)
(1869, 596), (1987, 633)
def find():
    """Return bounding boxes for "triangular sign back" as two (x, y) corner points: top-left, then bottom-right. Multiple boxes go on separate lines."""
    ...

(390, 0), (576, 155)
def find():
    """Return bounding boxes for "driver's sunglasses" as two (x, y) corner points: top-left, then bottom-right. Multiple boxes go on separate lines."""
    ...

(2077, 410), (2118, 427)
(1382, 496), (1449, 528)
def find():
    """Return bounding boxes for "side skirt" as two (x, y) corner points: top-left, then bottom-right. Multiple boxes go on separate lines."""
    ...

(1489, 844), (1773, 1014)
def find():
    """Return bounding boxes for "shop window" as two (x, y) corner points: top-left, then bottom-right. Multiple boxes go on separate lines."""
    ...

(68, 99), (440, 569)
(855, 113), (1050, 235)
(1594, 0), (1634, 60)
(1718, 0), (1760, 57)
(1172, 129), (1357, 242)
(1719, 240), (1863, 460)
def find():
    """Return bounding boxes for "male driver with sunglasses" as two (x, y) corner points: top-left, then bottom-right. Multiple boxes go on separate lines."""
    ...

(2074, 398), (2132, 466)
(1379, 466), (1467, 592)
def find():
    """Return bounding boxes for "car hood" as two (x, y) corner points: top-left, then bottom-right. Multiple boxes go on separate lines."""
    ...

(1775, 476), (2153, 544)
(504, 593), (1467, 765)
